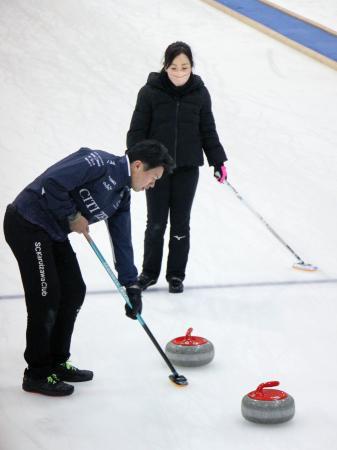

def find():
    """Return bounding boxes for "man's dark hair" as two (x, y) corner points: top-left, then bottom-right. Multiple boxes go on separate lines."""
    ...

(162, 41), (194, 70)
(126, 140), (175, 174)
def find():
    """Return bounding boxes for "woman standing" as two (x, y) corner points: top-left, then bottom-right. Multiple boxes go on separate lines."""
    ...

(127, 42), (228, 293)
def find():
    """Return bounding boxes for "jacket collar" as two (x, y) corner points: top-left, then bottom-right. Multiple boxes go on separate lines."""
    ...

(146, 71), (204, 96)
(119, 155), (132, 189)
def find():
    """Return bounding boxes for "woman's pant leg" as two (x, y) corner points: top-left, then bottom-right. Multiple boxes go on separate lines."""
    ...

(142, 176), (170, 279)
(166, 167), (199, 281)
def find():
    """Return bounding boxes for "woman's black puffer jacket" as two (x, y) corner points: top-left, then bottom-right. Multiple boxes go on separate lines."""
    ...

(127, 72), (227, 168)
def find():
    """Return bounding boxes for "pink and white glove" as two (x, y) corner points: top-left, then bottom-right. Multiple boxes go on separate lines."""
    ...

(214, 163), (227, 183)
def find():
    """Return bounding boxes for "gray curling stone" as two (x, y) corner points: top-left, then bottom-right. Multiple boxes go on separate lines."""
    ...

(165, 328), (214, 367)
(241, 381), (295, 424)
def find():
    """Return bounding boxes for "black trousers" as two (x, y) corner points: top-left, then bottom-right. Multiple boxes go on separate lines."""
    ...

(3, 205), (86, 378)
(143, 166), (199, 281)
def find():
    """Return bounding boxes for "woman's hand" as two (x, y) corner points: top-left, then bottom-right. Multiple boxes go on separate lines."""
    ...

(214, 163), (227, 183)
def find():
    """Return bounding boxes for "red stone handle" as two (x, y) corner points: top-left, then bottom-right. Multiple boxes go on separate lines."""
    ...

(185, 328), (193, 337)
(256, 381), (279, 392)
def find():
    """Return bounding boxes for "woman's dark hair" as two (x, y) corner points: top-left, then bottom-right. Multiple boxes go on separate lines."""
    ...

(162, 41), (194, 70)
(126, 140), (175, 174)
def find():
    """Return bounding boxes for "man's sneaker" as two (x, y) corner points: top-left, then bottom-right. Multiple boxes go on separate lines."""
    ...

(22, 372), (74, 396)
(54, 361), (93, 382)
(168, 277), (184, 294)
(137, 273), (157, 291)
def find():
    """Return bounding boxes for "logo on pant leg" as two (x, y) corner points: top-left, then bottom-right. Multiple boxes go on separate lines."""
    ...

(34, 242), (48, 297)
(173, 235), (186, 241)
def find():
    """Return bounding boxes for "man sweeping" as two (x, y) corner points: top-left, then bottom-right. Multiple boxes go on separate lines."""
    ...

(3, 140), (174, 396)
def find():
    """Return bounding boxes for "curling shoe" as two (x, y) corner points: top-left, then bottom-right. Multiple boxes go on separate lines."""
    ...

(22, 371), (74, 396)
(168, 277), (184, 294)
(54, 361), (93, 382)
(137, 272), (157, 291)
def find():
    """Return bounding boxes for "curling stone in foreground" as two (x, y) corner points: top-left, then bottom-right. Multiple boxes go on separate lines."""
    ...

(165, 328), (214, 367)
(241, 381), (295, 424)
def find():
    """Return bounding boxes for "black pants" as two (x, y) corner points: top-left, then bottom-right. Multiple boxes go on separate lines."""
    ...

(143, 166), (199, 281)
(3, 205), (86, 378)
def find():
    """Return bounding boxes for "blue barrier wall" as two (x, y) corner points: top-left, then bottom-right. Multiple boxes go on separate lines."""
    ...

(213, 0), (337, 62)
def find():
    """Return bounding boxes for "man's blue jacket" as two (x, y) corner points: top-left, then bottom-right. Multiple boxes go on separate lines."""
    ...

(13, 148), (137, 286)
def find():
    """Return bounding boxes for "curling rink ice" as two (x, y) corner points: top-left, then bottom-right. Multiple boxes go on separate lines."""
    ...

(0, 1), (337, 449)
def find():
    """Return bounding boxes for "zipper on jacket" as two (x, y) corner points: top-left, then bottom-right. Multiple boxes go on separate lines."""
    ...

(173, 100), (180, 164)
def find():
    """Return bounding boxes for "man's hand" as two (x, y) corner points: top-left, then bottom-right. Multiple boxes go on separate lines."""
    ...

(68, 212), (89, 235)
(125, 285), (142, 319)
